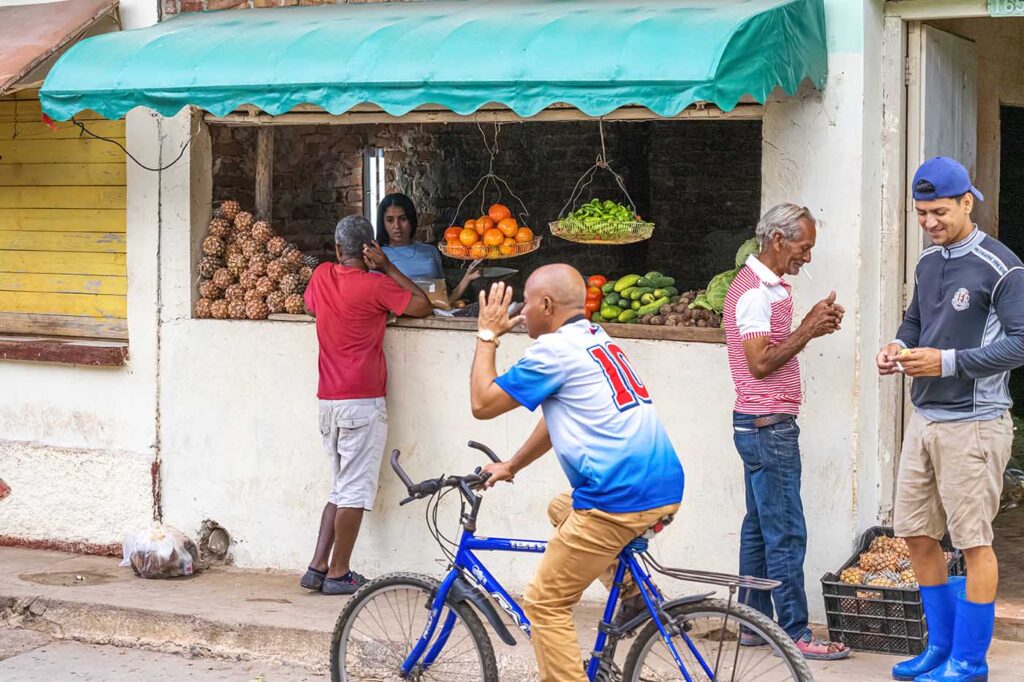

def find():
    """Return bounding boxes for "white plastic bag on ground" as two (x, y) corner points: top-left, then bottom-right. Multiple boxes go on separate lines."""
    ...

(120, 522), (198, 579)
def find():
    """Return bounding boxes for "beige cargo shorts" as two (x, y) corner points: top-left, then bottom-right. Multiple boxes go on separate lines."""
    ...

(894, 410), (1013, 549)
(318, 398), (388, 510)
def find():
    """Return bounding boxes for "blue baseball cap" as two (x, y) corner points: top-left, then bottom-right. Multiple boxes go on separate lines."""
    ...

(912, 156), (983, 202)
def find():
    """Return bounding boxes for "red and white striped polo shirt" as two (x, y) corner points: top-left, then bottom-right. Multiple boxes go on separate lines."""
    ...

(723, 255), (802, 416)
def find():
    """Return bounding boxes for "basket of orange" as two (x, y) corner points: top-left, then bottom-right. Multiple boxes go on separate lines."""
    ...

(440, 203), (541, 260)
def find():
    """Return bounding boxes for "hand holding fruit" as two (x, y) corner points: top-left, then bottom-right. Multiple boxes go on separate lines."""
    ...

(459, 262), (483, 288)
(898, 347), (942, 377)
(800, 291), (843, 338)
(478, 282), (525, 338)
(876, 342), (905, 375)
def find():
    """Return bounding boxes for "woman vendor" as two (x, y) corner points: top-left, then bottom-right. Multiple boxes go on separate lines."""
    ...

(376, 193), (480, 304)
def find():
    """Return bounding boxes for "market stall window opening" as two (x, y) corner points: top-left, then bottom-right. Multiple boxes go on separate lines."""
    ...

(363, 147), (387, 227)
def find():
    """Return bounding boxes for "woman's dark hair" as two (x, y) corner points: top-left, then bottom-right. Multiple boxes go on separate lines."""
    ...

(375, 193), (418, 246)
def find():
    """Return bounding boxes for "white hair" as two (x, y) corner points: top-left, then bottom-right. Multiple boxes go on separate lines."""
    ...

(755, 204), (815, 250)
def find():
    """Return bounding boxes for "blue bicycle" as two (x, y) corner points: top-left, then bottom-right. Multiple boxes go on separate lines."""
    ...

(331, 442), (812, 681)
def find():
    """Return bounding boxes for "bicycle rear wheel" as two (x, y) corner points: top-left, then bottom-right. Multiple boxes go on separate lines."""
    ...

(622, 598), (813, 682)
(330, 572), (499, 682)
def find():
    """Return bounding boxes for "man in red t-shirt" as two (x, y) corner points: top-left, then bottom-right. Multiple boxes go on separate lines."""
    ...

(299, 215), (431, 595)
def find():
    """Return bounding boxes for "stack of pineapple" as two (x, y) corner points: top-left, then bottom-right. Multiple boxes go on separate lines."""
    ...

(839, 535), (918, 588)
(193, 199), (318, 320)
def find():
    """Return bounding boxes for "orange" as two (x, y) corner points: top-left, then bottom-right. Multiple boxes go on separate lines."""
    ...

(444, 226), (462, 243)
(497, 217), (518, 238)
(514, 226), (534, 243)
(459, 228), (479, 246)
(447, 244), (469, 258)
(477, 216), (495, 233)
(483, 228), (504, 246)
(487, 248), (502, 259)
(469, 244), (488, 259)
(499, 240), (516, 256)
(488, 203), (512, 223)
(464, 219), (477, 233)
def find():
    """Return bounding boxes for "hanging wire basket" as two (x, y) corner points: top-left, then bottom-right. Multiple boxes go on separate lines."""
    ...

(549, 120), (656, 245)
(439, 121), (541, 262)
(439, 236), (542, 261)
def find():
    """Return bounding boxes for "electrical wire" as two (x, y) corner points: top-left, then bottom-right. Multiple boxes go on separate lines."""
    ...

(70, 116), (198, 172)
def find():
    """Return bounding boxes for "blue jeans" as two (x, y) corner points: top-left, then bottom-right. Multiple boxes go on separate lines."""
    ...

(733, 412), (809, 640)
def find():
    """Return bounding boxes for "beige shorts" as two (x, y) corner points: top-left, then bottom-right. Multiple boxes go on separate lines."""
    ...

(894, 410), (1013, 549)
(318, 398), (388, 510)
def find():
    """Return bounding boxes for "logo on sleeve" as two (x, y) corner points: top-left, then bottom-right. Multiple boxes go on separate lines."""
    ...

(951, 287), (971, 312)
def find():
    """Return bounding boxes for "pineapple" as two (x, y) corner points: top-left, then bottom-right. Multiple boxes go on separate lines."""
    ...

(212, 268), (235, 290)
(302, 253), (319, 269)
(202, 236), (226, 257)
(279, 273), (301, 295)
(226, 252), (248, 278)
(244, 287), (263, 304)
(899, 569), (917, 586)
(217, 199), (241, 221)
(224, 284), (245, 302)
(266, 236), (287, 256)
(252, 221), (274, 245)
(282, 245), (305, 267)
(225, 241), (244, 259)
(266, 291), (286, 313)
(198, 255), (223, 279)
(194, 298), (214, 319)
(299, 266), (313, 283)
(858, 552), (898, 573)
(256, 276), (275, 297)
(869, 536), (911, 558)
(248, 254), (269, 277)
(284, 293), (305, 314)
(227, 300), (247, 320)
(239, 270), (260, 290)
(234, 211), (255, 231)
(198, 280), (222, 300)
(210, 300), (229, 319)
(241, 238), (263, 259)
(266, 259), (287, 282)
(246, 299), (270, 320)
(840, 567), (867, 585)
(208, 217), (231, 239)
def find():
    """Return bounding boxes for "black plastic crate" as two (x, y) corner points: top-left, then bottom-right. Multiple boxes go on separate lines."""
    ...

(820, 526), (965, 656)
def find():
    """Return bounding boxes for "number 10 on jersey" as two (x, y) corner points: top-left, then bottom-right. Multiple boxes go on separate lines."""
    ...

(588, 342), (651, 410)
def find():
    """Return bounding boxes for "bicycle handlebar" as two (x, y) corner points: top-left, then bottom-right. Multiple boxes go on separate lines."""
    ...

(391, 445), (500, 505)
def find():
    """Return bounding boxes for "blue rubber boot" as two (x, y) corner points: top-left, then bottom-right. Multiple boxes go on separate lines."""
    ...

(891, 577), (961, 680)
(915, 589), (994, 682)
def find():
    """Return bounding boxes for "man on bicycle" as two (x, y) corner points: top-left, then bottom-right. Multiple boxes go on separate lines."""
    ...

(472, 264), (684, 682)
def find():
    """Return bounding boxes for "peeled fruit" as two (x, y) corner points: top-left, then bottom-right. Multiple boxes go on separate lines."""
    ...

(514, 226), (534, 243)
(444, 226), (462, 243)
(476, 216), (495, 234)
(447, 244), (469, 258)
(459, 228), (479, 246)
(469, 244), (488, 259)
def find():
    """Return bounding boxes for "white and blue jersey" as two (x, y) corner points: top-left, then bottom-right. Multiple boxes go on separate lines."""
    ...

(495, 319), (684, 513)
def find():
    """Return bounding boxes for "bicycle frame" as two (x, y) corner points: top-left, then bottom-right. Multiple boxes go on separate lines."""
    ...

(400, 526), (708, 681)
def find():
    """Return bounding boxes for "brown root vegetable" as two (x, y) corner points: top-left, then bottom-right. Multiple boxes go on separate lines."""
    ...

(697, 319), (707, 328)
(659, 305), (673, 316)
(648, 315), (664, 326)
(640, 314), (654, 324)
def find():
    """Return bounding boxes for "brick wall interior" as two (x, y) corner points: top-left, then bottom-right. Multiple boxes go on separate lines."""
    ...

(210, 119), (762, 296)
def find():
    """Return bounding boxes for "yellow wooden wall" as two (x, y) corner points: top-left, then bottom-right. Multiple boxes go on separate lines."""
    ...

(0, 90), (127, 340)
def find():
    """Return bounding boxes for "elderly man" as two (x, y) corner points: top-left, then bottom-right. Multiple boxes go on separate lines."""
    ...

(298, 215), (431, 595)
(722, 203), (848, 660)
(878, 157), (1024, 682)
(474, 265), (684, 682)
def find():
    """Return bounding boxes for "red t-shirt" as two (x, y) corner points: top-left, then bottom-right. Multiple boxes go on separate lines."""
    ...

(304, 264), (413, 400)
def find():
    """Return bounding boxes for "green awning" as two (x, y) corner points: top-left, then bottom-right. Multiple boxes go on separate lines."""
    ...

(40, 0), (827, 122)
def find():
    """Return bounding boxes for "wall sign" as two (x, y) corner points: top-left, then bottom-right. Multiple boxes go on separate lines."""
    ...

(990, 0), (1024, 16)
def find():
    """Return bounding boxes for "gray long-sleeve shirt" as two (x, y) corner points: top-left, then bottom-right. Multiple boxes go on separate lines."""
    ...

(896, 228), (1024, 422)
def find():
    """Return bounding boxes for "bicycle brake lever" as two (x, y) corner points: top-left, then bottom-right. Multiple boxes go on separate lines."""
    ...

(399, 496), (416, 506)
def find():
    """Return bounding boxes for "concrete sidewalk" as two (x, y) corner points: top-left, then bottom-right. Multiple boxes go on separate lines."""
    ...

(2, 547), (1023, 680)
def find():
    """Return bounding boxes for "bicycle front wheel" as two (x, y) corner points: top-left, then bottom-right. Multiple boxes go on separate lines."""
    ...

(330, 572), (498, 682)
(622, 598), (813, 682)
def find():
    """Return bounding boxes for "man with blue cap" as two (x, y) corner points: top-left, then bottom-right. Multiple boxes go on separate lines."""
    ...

(877, 157), (1024, 681)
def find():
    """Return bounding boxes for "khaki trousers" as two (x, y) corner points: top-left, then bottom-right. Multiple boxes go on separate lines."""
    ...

(524, 493), (679, 682)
